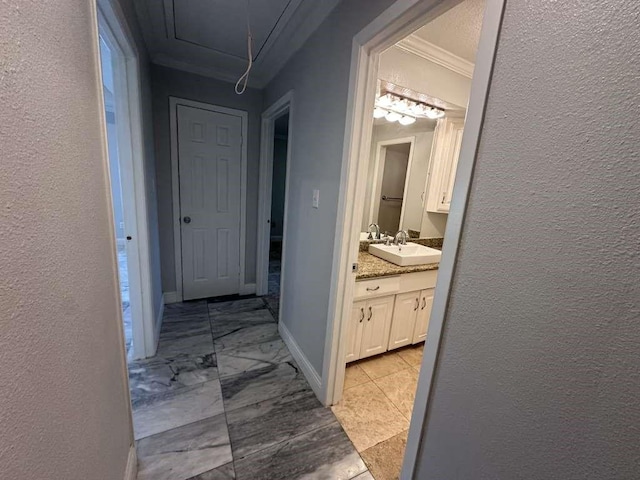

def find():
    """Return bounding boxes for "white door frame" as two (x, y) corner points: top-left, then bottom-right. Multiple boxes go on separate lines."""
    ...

(320, 0), (505, 478)
(256, 92), (294, 302)
(169, 97), (249, 302)
(97, 0), (156, 360)
(368, 136), (416, 230)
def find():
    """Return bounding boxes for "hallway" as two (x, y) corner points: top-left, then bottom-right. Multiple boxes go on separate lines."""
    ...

(128, 297), (374, 480)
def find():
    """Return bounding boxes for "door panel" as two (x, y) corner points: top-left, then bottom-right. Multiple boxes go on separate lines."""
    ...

(388, 291), (419, 350)
(413, 289), (434, 344)
(178, 105), (243, 300)
(346, 301), (366, 363)
(360, 295), (395, 359)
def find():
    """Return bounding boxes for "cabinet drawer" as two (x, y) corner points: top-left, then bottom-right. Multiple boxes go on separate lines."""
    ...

(354, 276), (400, 300)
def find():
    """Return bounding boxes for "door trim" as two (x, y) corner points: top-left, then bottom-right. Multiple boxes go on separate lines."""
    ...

(256, 91), (294, 311)
(169, 97), (249, 302)
(320, 0), (505, 478)
(97, 0), (156, 360)
(367, 136), (416, 230)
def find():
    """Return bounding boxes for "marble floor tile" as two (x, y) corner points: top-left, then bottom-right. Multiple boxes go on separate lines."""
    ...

(128, 352), (218, 407)
(156, 332), (214, 357)
(373, 368), (419, 421)
(159, 316), (212, 341)
(137, 414), (232, 480)
(208, 297), (267, 316)
(360, 430), (408, 480)
(164, 301), (209, 321)
(358, 352), (411, 380)
(213, 321), (279, 351)
(226, 389), (336, 460)
(234, 422), (366, 480)
(331, 382), (409, 452)
(216, 338), (292, 378)
(396, 344), (424, 367)
(220, 362), (309, 413)
(344, 364), (371, 390)
(188, 462), (235, 479)
(133, 380), (225, 439)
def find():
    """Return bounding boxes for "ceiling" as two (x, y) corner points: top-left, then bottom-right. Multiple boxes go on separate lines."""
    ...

(134, 0), (340, 88)
(413, 0), (485, 63)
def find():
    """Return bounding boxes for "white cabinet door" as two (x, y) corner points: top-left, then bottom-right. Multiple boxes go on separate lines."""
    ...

(388, 291), (420, 350)
(359, 295), (395, 359)
(426, 117), (465, 214)
(413, 289), (434, 344)
(346, 301), (366, 363)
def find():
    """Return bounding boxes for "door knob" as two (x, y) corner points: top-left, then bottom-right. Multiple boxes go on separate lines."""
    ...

(183, 216), (191, 224)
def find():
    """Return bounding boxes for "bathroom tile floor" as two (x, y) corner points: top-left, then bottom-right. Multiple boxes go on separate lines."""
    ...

(332, 345), (424, 480)
(129, 297), (373, 480)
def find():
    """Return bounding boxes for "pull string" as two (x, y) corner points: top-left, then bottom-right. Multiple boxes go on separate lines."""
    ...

(235, 0), (253, 95)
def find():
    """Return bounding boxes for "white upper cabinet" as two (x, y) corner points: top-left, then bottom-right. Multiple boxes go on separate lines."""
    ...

(426, 116), (465, 214)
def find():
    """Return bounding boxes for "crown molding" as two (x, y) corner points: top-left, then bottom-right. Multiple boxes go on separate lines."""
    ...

(396, 35), (474, 79)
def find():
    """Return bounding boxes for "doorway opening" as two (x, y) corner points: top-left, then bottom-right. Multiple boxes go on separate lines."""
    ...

(257, 91), (294, 322)
(322, 0), (505, 478)
(97, 0), (156, 361)
(264, 113), (290, 318)
(99, 36), (133, 356)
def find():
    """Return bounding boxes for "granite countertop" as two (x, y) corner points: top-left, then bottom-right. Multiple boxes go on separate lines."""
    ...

(356, 251), (439, 280)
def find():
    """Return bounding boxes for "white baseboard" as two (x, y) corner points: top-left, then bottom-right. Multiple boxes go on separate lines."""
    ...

(124, 445), (137, 480)
(239, 283), (256, 295)
(163, 291), (179, 304)
(278, 321), (323, 400)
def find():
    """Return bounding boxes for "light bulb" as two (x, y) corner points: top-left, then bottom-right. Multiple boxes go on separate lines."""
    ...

(377, 93), (395, 107)
(373, 107), (388, 119)
(425, 108), (441, 119)
(385, 111), (402, 122)
(399, 115), (416, 125)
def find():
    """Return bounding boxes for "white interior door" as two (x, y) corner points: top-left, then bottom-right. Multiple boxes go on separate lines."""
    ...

(177, 105), (243, 300)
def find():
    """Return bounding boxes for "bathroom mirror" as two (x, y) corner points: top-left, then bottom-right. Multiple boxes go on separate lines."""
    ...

(361, 117), (445, 240)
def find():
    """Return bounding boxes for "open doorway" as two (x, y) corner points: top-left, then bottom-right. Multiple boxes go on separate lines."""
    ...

(257, 92), (294, 320)
(323, 0), (505, 478)
(97, 1), (155, 361)
(264, 113), (289, 317)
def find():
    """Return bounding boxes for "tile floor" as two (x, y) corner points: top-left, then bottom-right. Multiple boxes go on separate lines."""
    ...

(129, 297), (373, 480)
(332, 345), (424, 480)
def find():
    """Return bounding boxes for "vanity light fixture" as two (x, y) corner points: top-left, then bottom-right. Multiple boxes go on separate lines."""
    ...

(398, 115), (416, 125)
(373, 91), (445, 124)
(385, 111), (402, 122)
(373, 107), (388, 119)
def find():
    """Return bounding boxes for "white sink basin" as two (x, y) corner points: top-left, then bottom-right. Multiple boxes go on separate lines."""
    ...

(368, 242), (442, 266)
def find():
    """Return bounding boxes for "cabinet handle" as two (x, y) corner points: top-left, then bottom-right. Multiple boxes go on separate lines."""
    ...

(414, 298), (420, 311)
(359, 308), (365, 323)
(366, 286), (380, 292)
(421, 298), (426, 310)
(367, 306), (372, 321)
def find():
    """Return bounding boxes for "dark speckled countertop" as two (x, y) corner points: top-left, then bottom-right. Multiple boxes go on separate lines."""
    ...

(356, 238), (443, 280)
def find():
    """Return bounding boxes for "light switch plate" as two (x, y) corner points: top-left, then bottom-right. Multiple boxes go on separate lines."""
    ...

(312, 189), (320, 209)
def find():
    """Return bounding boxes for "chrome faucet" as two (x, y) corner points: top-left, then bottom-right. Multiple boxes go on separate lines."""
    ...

(394, 230), (409, 246)
(367, 223), (381, 240)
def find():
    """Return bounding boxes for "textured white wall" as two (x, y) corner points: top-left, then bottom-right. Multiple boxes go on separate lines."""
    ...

(263, 0), (397, 373)
(151, 65), (263, 292)
(0, 1), (133, 479)
(416, 0), (640, 477)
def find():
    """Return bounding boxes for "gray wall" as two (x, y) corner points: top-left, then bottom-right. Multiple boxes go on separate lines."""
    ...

(115, 0), (164, 333)
(271, 138), (288, 239)
(264, 0), (397, 373)
(416, 0), (640, 477)
(0, 1), (133, 478)
(151, 65), (263, 293)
